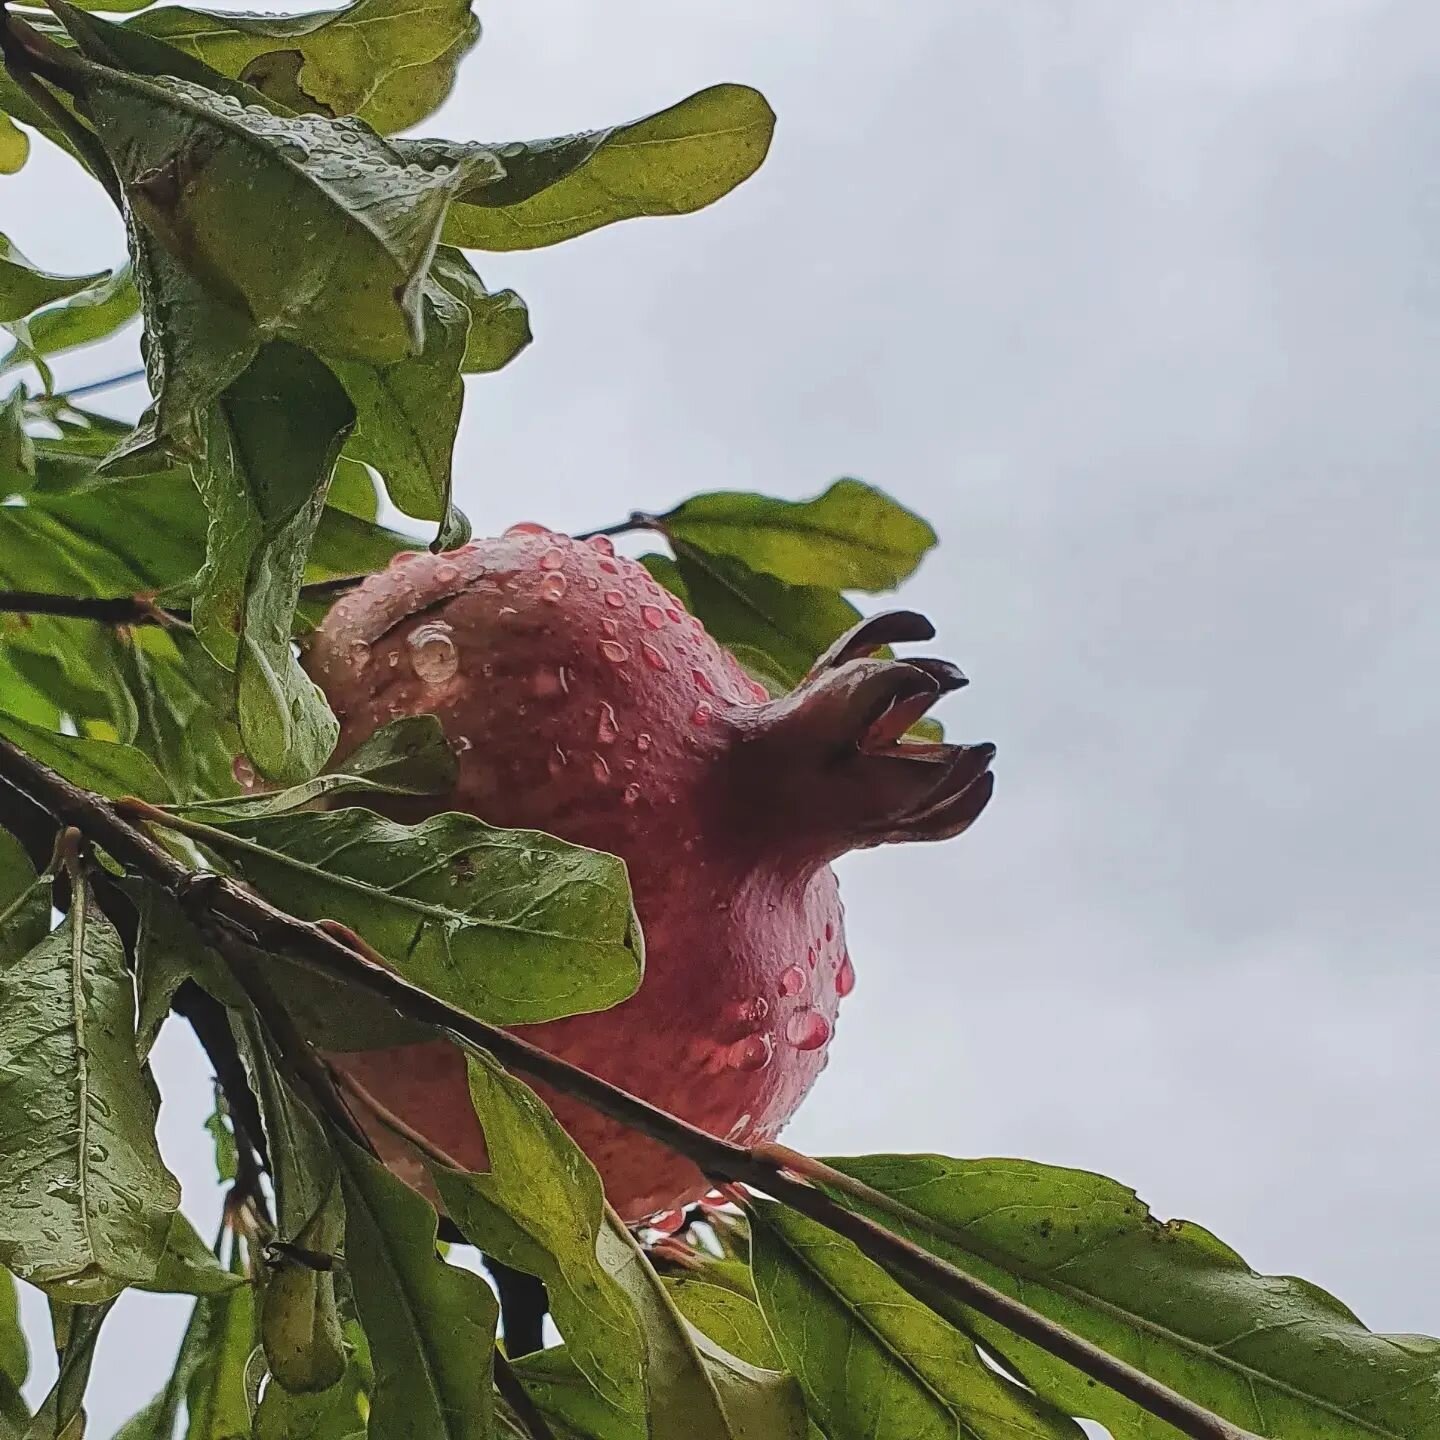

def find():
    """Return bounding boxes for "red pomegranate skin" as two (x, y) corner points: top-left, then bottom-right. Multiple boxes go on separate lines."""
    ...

(304, 526), (994, 1222)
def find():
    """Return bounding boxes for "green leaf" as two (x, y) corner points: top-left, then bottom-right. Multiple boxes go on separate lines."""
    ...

(327, 457), (379, 521)
(23, 1299), (111, 1440)
(827, 1154), (1440, 1440)
(261, 1180), (346, 1393)
(0, 711), (170, 802)
(658, 479), (937, 593)
(0, 834), (46, 966)
(0, 115), (27, 176)
(336, 1137), (497, 1440)
(664, 1278), (780, 1370)
(0, 1270), (26, 1393)
(182, 1246), (256, 1440)
(437, 83), (775, 251)
(644, 546), (861, 689)
(140, 1213), (246, 1298)
(252, 1372), (366, 1440)
(171, 715), (458, 822)
(130, 0), (481, 133)
(82, 74), (469, 366)
(0, 237), (105, 325)
(432, 1054), (647, 1438)
(192, 806), (643, 1029)
(752, 1202), (1081, 1440)
(430, 247), (531, 374)
(0, 388), (34, 494)
(0, 265), (139, 379)
(192, 341), (354, 784)
(0, 871), (181, 1302)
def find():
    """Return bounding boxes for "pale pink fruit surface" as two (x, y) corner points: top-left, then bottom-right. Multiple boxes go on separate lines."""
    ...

(305, 526), (994, 1221)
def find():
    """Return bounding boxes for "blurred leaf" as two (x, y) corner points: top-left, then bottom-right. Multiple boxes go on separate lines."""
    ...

(0, 1270), (26, 1394)
(82, 74), (469, 366)
(658, 479), (937, 593)
(192, 806), (643, 1030)
(130, 0), (481, 133)
(0, 834), (45, 964)
(828, 1154), (1440, 1440)
(253, 1365), (367, 1440)
(0, 115), (27, 176)
(262, 1180), (346, 1393)
(205, 1100), (238, 1185)
(170, 715), (457, 821)
(140, 1214), (246, 1298)
(0, 265), (139, 379)
(430, 247), (531, 374)
(644, 546), (861, 688)
(752, 1202), (1081, 1440)
(327, 457), (378, 521)
(192, 342), (353, 783)
(183, 1246), (256, 1440)
(0, 711), (170, 801)
(433, 1054), (647, 1439)
(435, 83), (775, 251)
(0, 870), (180, 1302)
(23, 1299), (111, 1440)
(0, 237), (105, 325)
(0, 388), (34, 495)
(336, 1138), (497, 1440)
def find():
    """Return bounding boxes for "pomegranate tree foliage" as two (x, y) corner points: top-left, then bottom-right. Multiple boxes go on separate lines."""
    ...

(0, 5), (1434, 1439)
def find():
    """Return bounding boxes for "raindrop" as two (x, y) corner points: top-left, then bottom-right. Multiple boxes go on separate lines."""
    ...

(547, 747), (567, 777)
(409, 622), (458, 684)
(736, 995), (770, 1027)
(599, 640), (629, 664)
(596, 702), (619, 744)
(505, 521), (550, 536)
(691, 668), (716, 696)
(231, 755), (256, 787)
(639, 642), (668, 671)
(539, 547), (565, 571)
(778, 966), (806, 997)
(786, 1009), (832, 1051)
(348, 640), (370, 666)
(728, 1033), (774, 1072)
(538, 571), (568, 602)
(640, 605), (665, 630)
(836, 953), (856, 997)
(585, 577), (600, 591)
(665, 608), (683, 623)
(435, 563), (459, 584)
(588, 535), (616, 556)
(622, 783), (641, 805)
(806, 945), (817, 969)
(592, 754), (611, 783)
(599, 558), (620, 575)
(825, 921), (835, 942)
(692, 701), (713, 726)
(726, 1113), (753, 1141)
(455, 736), (473, 752)
(387, 653), (400, 667)
(604, 590), (625, 610)
(636, 732), (653, 753)
(601, 617), (619, 638)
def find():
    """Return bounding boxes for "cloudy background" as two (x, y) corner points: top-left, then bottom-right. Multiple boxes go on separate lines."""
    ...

(6, 0), (1440, 1428)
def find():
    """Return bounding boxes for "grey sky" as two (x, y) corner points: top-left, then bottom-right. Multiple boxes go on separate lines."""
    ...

(5, 0), (1439, 1429)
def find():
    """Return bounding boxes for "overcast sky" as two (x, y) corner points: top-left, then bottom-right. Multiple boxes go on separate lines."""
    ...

(6, 0), (1440, 1430)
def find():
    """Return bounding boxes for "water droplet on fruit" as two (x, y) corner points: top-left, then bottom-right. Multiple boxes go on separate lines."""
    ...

(727, 1113), (752, 1141)
(388, 550), (416, 568)
(636, 732), (652, 752)
(455, 735), (473, 752)
(786, 1009), (831, 1051)
(825, 921), (835, 942)
(691, 701), (712, 726)
(592, 754), (611, 782)
(585, 577), (600, 591)
(232, 755), (256, 787)
(387, 653), (400, 667)
(836, 953), (856, 997)
(505, 521), (549, 536)
(736, 995), (770, 1026)
(599, 558), (620, 575)
(547, 747), (567, 776)
(409, 622), (458, 684)
(599, 640), (629, 663)
(640, 604), (665, 630)
(604, 590), (625, 609)
(692, 668), (716, 696)
(587, 534), (616, 555)
(665, 607), (683, 623)
(539, 547), (565, 571)
(596, 702), (619, 744)
(622, 783), (641, 805)
(434, 563), (459, 583)
(806, 944), (817, 969)
(779, 965), (806, 997)
(728, 1033), (774, 1072)
(639, 641), (668, 671)
(538, 571), (567, 602)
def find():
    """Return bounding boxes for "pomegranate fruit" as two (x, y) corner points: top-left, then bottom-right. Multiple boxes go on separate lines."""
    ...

(304, 526), (995, 1221)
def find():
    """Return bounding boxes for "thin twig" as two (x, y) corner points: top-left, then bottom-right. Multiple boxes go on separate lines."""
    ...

(0, 737), (1259, 1440)
(0, 578), (372, 628)
(493, 1350), (556, 1440)
(65, 368), (147, 400)
(572, 511), (658, 542)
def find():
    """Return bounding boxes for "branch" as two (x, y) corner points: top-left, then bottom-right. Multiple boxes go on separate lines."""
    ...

(0, 736), (1258, 1440)
(494, 1350), (556, 1440)
(0, 577), (368, 628)
(64, 368), (147, 401)
(573, 512), (658, 542)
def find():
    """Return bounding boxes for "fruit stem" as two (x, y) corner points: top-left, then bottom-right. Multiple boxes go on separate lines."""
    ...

(0, 733), (1259, 1440)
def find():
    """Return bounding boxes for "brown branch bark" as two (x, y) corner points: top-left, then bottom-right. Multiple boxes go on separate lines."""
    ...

(0, 735), (1259, 1440)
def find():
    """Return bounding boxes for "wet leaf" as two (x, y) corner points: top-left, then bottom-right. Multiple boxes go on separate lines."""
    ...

(658, 479), (937, 593)
(262, 1180), (346, 1393)
(0, 711), (170, 802)
(131, 0), (481, 133)
(82, 74), (470, 365)
(435, 84), (775, 251)
(192, 805), (643, 1030)
(0, 115), (27, 176)
(0, 871), (180, 1302)
(23, 1299), (112, 1439)
(0, 236), (105, 325)
(430, 247), (531, 374)
(140, 1213), (246, 1298)
(827, 1154), (1440, 1440)
(0, 265), (139, 380)
(336, 1137), (496, 1440)
(192, 341), (354, 783)
(0, 1268), (26, 1395)
(182, 1246), (256, 1440)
